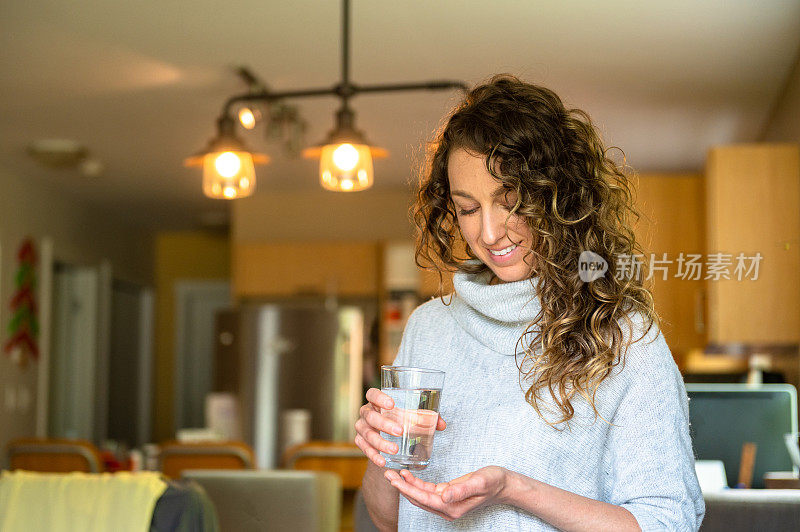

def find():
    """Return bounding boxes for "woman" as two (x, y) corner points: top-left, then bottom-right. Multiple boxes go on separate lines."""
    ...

(354, 75), (704, 531)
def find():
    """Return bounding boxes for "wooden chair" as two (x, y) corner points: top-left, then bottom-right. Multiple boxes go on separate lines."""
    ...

(7, 438), (104, 473)
(159, 441), (255, 479)
(283, 441), (368, 532)
(282, 441), (367, 489)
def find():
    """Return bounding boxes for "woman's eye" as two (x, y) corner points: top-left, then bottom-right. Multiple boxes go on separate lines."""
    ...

(458, 207), (478, 215)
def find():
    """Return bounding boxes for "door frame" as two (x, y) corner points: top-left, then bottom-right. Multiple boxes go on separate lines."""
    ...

(173, 280), (231, 433)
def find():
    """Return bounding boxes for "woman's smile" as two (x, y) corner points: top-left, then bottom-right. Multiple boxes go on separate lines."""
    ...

(448, 148), (534, 282)
(488, 243), (518, 259)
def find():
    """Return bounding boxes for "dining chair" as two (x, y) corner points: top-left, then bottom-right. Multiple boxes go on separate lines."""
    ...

(7, 438), (104, 473)
(283, 441), (369, 531)
(282, 440), (367, 489)
(159, 441), (255, 479)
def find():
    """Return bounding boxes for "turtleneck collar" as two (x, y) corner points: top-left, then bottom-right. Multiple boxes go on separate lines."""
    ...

(448, 265), (542, 356)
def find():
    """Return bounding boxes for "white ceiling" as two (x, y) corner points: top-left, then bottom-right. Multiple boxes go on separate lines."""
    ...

(2, 1), (799, 230)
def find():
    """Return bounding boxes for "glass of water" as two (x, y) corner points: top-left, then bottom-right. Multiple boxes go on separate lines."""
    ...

(380, 365), (445, 470)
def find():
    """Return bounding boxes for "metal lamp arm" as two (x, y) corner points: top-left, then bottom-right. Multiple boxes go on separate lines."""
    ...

(356, 80), (470, 94)
(220, 79), (469, 119)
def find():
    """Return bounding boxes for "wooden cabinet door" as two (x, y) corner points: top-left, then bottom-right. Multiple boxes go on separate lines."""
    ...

(233, 242), (380, 298)
(634, 173), (707, 363)
(705, 144), (800, 345)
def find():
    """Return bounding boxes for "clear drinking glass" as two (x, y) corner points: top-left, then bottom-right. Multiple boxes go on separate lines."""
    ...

(379, 365), (445, 470)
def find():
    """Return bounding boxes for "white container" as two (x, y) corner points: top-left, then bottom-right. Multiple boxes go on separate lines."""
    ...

(205, 392), (242, 440)
(281, 409), (311, 455)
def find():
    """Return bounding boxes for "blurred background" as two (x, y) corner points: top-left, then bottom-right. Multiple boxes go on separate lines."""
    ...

(1, 1), (799, 529)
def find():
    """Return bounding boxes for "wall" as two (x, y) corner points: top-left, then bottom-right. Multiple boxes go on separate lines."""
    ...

(152, 231), (230, 442)
(0, 167), (153, 465)
(762, 47), (800, 142)
(233, 188), (416, 243)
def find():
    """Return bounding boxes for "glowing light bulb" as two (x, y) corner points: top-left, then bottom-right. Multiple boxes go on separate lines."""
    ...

(223, 186), (236, 199)
(316, 143), (375, 191)
(332, 143), (359, 171)
(238, 108), (258, 130)
(215, 152), (241, 178)
(239, 177), (250, 188)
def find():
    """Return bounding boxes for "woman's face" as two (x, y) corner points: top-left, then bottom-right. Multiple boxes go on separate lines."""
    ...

(448, 148), (535, 283)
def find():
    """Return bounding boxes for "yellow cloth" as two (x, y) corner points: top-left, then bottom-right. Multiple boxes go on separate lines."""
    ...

(0, 470), (167, 532)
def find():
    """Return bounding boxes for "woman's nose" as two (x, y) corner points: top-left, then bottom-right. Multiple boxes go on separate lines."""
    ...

(480, 207), (507, 245)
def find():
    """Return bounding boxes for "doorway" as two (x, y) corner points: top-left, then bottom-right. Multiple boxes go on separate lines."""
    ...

(48, 262), (102, 440)
(48, 259), (154, 447)
(106, 279), (154, 448)
(173, 280), (231, 432)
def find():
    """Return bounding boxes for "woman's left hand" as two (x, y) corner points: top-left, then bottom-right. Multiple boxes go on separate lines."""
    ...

(384, 466), (509, 522)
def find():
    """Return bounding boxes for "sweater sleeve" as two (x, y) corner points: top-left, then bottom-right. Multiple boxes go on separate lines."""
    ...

(602, 326), (705, 532)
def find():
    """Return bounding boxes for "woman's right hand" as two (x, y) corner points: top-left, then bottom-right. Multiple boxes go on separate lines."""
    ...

(355, 387), (446, 467)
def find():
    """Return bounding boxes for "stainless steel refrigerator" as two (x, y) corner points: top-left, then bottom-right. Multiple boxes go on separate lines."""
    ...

(214, 299), (375, 468)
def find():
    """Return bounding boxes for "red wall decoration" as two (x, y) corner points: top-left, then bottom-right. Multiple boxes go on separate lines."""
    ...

(4, 238), (39, 367)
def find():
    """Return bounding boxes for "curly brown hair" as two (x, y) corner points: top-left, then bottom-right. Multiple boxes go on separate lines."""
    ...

(413, 74), (658, 426)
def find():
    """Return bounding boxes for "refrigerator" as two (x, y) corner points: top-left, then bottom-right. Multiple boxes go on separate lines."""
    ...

(214, 299), (375, 468)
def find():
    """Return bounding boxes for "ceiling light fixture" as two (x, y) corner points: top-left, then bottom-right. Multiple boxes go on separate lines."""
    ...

(184, 114), (269, 199)
(186, 0), (467, 199)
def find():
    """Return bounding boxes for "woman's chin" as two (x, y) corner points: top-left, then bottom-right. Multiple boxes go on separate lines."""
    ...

(486, 264), (534, 284)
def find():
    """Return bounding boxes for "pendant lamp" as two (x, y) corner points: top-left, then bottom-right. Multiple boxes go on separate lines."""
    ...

(188, 0), (467, 198)
(301, 105), (387, 192)
(184, 115), (268, 199)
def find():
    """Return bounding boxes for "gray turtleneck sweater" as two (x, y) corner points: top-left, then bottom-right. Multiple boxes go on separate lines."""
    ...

(392, 269), (705, 531)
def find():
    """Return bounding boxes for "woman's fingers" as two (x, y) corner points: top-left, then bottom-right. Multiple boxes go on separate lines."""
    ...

(356, 388), (401, 467)
(359, 395), (403, 436)
(364, 424), (399, 455)
(365, 387), (394, 410)
(434, 482), (449, 495)
(387, 471), (463, 521)
(354, 415), (400, 458)
(444, 471), (473, 485)
(436, 415), (447, 431)
(364, 408), (404, 436)
(441, 474), (483, 503)
(386, 470), (483, 521)
(387, 473), (449, 516)
(399, 469), (438, 492)
(355, 434), (385, 467)
(398, 491), (452, 521)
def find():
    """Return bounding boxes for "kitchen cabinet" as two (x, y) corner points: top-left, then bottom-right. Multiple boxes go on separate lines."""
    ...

(633, 173), (707, 363)
(705, 144), (800, 345)
(232, 242), (380, 298)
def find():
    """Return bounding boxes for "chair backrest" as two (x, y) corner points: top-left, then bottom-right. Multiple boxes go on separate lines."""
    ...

(701, 489), (800, 531)
(282, 441), (367, 490)
(7, 438), (103, 473)
(183, 469), (341, 532)
(159, 441), (255, 479)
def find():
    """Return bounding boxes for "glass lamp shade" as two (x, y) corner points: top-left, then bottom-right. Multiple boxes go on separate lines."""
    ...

(319, 143), (373, 192)
(202, 150), (256, 199)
